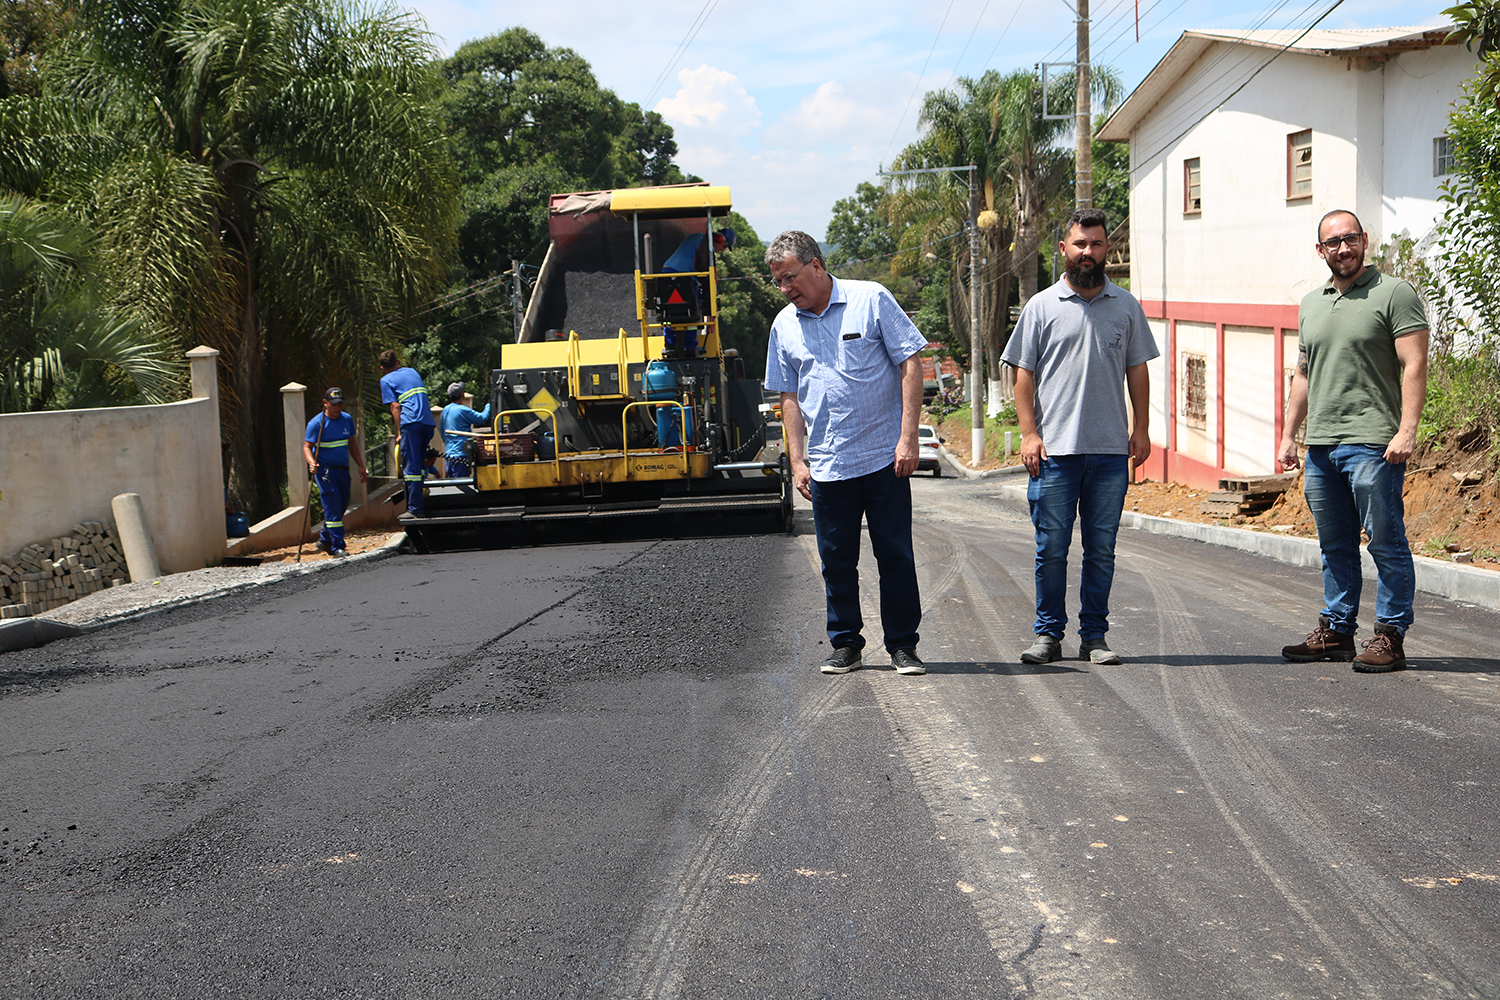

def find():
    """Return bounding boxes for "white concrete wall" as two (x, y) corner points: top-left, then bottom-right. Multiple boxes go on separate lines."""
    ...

(0, 398), (224, 574)
(1128, 43), (1476, 309)
(1382, 46), (1480, 241)
(1224, 325), (1276, 474)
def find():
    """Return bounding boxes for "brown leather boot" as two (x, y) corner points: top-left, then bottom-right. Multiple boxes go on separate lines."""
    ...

(1353, 623), (1406, 673)
(1282, 616), (1357, 662)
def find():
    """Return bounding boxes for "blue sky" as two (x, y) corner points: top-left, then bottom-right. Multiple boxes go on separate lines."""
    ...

(399, 0), (1454, 244)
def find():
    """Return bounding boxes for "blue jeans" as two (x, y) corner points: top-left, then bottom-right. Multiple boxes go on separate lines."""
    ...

(399, 423), (431, 514)
(1027, 454), (1130, 639)
(314, 465), (350, 552)
(809, 464), (921, 652)
(1303, 444), (1414, 635)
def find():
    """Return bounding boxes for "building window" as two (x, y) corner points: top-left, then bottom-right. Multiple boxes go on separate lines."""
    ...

(1183, 354), (1208, 428)
(1288, 129), (1312, 200)
(1434, 136), (1455, 177)
(1184, 157), (1202, 214)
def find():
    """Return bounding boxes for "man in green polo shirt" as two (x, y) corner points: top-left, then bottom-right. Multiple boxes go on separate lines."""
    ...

(1277, 209), (1429, 672)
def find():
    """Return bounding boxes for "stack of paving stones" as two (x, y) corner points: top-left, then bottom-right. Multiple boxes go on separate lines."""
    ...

(0, 521), (130, 619)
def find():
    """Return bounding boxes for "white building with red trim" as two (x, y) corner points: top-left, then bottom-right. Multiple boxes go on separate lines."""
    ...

(1098, 26), (1475, 489)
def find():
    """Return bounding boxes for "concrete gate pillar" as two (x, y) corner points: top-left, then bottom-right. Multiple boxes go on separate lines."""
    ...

(282, 383), (309, 510)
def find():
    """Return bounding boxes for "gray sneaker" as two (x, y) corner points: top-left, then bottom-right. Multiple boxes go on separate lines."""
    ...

(1020, 634), (1062, 664)
(822, 646), (863, 675)
(890, 648), (925, 676)
(1079, 637), (1122, 665)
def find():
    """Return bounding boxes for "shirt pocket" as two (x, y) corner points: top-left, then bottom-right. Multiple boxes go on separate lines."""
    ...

(837, 325), (886, 375)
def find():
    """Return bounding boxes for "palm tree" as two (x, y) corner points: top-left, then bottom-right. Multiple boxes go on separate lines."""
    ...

(891, 67), (1122, 381)
(0, 0), (458, 516)
(0, 193), (180, 411)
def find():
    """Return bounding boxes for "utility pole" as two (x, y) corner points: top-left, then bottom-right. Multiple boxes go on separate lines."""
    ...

(512, 260), (524, 342)
(1075, 0), (1092, 209)
(967, 166), (982, 466)
(877, 163), (984, 464)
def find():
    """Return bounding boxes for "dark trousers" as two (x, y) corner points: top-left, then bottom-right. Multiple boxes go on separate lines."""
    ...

(809, 464), (921, 652)
(399, 423), (430, 514)
(314, 465), (350, 551)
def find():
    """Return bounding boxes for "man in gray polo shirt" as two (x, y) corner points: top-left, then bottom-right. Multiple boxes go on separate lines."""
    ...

(1278, 209), (1428, 672)
(1000, 207), (1158, 665)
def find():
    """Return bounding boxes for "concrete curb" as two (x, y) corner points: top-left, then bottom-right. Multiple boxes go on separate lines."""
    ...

(937, 443), (1028, 480)
(0, 532), (407, 653)
(987, 482), (1500, 612)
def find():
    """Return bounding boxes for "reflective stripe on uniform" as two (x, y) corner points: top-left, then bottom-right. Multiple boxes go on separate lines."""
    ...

(404, 474), (424, 481)
(325, 520), (343, 527)
(398, 387), (427, 403)
(317, 438), (350, 448)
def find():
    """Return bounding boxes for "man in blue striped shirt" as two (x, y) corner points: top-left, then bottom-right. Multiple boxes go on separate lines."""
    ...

(764, 230), (929, 677)
(379, 349), (435, 516)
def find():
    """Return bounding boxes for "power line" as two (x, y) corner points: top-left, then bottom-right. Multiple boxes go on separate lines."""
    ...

(1132, 0), (1348, 167)
(880, 0), (963, 175)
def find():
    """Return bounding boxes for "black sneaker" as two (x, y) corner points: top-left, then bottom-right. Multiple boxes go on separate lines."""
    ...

(890, 648), (925, 676)
(822, 647), (863, 675)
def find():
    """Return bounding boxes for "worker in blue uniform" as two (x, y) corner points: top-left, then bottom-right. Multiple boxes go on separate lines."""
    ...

(440, 382), (493, 479)
(378, 349), (435, 515)
(303, 387), (369, 556)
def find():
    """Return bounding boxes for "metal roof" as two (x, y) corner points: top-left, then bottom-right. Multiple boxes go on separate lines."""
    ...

(1097, 26), (1458, 141)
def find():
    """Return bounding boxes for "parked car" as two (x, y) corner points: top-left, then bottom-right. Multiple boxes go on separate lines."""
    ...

(917, 423), (943, 477)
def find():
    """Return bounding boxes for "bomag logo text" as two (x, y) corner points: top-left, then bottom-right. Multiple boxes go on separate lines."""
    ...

(634, 461), (679, 473)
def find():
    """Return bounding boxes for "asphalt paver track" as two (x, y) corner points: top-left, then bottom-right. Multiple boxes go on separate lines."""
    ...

(2, 476), (1498, 999)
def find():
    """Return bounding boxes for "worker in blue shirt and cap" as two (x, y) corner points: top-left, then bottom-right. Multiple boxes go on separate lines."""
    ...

(303, 387), (368, 556)
(440, 382), (492, 479)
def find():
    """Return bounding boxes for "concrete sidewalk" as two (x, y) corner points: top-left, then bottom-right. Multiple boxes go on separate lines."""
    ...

(0, 532), (407, 653)
(936, 444), (1500, 614)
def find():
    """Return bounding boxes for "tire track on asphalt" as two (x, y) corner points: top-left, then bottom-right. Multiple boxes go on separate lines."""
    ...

(597, 602), (847, 999)
(1139, 570), (1484, 998)
(858, 525), (1139, 999)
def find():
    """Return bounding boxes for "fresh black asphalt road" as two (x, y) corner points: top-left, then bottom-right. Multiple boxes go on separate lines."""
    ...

(2, 474), (1498, 999)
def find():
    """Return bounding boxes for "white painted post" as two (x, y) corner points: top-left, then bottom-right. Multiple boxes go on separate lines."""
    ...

(111, 492), (161, 582)
(282, 383), (308, 509)
(186, 346), (227, 558)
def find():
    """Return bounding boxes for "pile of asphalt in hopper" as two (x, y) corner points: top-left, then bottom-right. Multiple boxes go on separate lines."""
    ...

(558, 270), (639, 339)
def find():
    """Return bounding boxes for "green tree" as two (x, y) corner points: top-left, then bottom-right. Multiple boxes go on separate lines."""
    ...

(888, 68), (1122, 378)
(713, 211), (782, 379)
(410, 28), (697, 397)
(1427, 67), (1500, 444)
(1, 0), (459, 516)
(0, 193), (178, 411)
(0, 0), (76, 99)
(825, 181), (897, 267)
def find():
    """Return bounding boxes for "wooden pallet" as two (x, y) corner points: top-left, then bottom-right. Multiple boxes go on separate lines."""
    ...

(1200, 490), (1282, 516)
(1218, 472), (1298, 493)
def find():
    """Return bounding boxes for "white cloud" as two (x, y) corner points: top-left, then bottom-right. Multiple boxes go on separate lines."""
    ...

(655, 65), (761, 134)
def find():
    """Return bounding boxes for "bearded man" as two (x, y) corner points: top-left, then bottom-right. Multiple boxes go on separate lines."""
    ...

(1277, 209), (1429, 672)
(999, 207), (1159, 666)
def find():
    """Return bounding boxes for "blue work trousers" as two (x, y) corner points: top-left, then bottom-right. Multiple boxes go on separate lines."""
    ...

(315, 465), (350, 552)
(445, 456), (471, 479)
(809, 464), (921, 652)
(1303, 444), (1414, 635)
(400, 423), (432, 514)
(1027, 454), (1130, 640)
